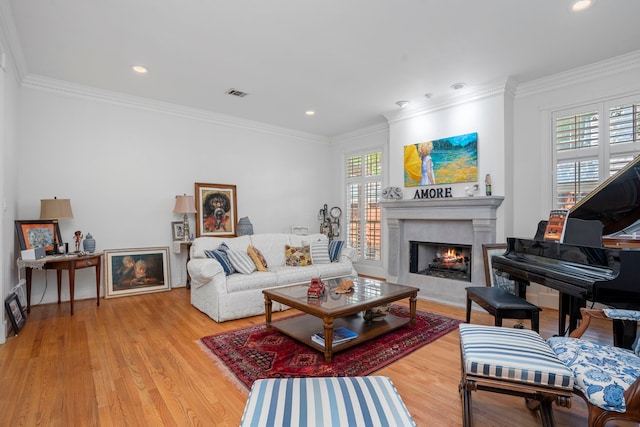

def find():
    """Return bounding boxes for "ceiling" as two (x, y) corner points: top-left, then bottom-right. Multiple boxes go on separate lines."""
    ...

(4, 0), (640, 138)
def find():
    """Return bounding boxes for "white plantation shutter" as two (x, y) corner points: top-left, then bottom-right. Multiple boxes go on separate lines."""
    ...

(553, 97), (640, 212)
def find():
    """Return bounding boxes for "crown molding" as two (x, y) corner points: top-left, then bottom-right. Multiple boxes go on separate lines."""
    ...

(383, 80), (510, 125)
(330, 122), (388, 144)
(515, 50), (640, 98)
(21, 74), (330, 144)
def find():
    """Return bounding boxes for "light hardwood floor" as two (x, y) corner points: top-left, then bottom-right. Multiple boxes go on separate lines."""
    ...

(0, 287), (617, 426)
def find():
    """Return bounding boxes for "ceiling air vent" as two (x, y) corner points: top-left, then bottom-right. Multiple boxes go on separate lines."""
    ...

(225, 88), (249, 98)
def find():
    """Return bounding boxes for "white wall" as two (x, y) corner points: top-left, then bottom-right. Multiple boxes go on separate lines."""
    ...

(386, 84), (510, 242)
(1, 36), (21, 343)
(16, 86), (336, 305)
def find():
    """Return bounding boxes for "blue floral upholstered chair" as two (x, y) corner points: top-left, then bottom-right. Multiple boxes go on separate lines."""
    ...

(547, 308), (640, 427)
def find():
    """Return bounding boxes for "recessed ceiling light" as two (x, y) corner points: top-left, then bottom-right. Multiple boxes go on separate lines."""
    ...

(305, 110), (315, 116)
(396, 100), (409, 108)
(451, 82), (465, 90)
(572, 0), (593, 11)
(132, 65), (148, 74)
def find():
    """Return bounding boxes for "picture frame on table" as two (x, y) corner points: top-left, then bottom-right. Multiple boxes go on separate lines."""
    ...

(171, 221), (184, 241)
(194, 182), (238, 238)
(104, 247), (171, 298)
(4, 293), (26, 335)
(14, 219), (63, 254)
(482, 243), (515, 294)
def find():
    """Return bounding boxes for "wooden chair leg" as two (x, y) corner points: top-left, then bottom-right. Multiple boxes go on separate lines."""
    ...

(459, 379), (474, 427)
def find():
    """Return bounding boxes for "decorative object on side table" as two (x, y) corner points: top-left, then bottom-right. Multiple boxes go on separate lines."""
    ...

(307, 278), (325, 299)
(83, 233), (96, 253)
(237, 217), (254, 236)
(14, 219), (63, 255)
(74, 230), (83, 253)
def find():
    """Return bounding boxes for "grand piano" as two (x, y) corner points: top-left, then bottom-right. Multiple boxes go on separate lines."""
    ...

(492, 155), (640, 347)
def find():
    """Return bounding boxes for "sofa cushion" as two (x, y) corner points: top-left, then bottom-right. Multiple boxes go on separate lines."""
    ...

(272, 265), (320, 285)
(328, 240), (344, 262)
(548, 336), (640, 413)
(227, 249), (257, 275)
(310, 239), (331, 264)
(204, 243), (235, 275)
(285, 245), (312, 266)
(250, 234), (290, 267)
(226, 271), (279, 292)
(247, 245), (268, 271)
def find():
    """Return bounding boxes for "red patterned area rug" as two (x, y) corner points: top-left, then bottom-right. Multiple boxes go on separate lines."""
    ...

(199, 305), (461, 390)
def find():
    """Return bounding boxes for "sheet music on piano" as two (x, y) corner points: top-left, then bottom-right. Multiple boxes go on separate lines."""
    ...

(543, 209), (569, 243)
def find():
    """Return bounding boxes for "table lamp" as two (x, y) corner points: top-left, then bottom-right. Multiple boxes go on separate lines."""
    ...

(40, 197), (73, 254)
(40, 197), (74, 220)
(173, 194), (197, 242)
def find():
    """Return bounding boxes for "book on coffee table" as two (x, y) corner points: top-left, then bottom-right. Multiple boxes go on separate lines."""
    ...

(311, 327), (358, 346)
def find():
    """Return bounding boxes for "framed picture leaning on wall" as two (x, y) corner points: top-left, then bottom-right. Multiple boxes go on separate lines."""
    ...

(194, 183), (238, 238)
(5, 293), (26, 335)
(482, 243), (515, 294)
(15, 219), (63, 254)
(104, 247), (171, 298)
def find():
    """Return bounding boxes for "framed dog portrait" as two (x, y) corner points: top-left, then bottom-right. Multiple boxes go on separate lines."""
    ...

(195, 183), (238, 237)
(15, 219), (63, 254)
(105, 247), (171, 298)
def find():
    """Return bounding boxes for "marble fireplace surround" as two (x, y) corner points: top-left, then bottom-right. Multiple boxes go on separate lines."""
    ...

(381, 196), (504, 307)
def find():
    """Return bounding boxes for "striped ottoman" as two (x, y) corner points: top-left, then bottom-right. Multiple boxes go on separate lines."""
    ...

(240, 376), (416, 427)
(459, 324), (574, 426)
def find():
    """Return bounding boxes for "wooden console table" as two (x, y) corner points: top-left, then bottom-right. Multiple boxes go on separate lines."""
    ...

(20, 253), (102, 315)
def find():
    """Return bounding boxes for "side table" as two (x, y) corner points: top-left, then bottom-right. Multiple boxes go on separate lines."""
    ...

(181, 241), (192, 288)
(19, 253), (102, 315)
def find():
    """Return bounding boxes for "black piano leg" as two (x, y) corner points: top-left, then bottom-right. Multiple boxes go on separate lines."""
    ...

(558, 294), (585, 336)
(612, 319), (637, 350)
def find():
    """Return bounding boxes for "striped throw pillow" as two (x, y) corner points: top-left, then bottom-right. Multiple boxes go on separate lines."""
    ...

(204, 243), (235, 275)
(328, 240), (344, 262)
(226, 249), (257, 275)
(310, 240), (331, 264)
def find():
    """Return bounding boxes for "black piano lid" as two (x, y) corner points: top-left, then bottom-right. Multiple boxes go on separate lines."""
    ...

(569, 155), (640, 236)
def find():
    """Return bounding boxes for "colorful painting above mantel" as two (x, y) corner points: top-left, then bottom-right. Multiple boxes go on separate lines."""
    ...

(404, 132), (478, 187)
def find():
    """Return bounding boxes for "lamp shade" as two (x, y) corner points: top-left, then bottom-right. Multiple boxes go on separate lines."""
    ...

(40, 198), (74, 219)
(173, 195), (197, 214)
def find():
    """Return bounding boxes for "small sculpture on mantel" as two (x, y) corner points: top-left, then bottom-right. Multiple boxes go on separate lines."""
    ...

(74, 230), (83, 253)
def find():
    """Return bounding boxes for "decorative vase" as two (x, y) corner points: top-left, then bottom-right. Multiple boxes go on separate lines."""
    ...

(83, 233), (96, 253)
(237, 217), (254, 236)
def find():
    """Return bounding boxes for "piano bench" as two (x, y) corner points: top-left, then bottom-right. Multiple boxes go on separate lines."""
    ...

(459, 324), (573, 427)
(466, 286), (542, 332)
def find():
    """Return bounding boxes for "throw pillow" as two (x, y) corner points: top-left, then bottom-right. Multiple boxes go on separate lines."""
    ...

(226, 249), (257, 275)
(204, 243), (235, 275)
(247, 245), (268, 271)
(285, 244), (313, 267)
(328, 240), (344, 262)
(310, 240), (331, 264)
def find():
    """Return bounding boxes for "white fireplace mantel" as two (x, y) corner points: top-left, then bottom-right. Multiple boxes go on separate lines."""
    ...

(381, 196), (504, 306)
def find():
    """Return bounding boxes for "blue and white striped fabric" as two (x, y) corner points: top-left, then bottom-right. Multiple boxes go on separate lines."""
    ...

(459, 324), (573, 389)
(240, 376), (416, 427)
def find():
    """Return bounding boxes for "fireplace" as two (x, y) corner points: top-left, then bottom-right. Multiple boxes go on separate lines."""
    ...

(381, 196), (503, 306)
(409, 241), (472, 282)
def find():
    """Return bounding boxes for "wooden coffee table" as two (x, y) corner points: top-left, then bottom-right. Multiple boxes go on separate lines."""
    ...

(263, 277), (418, 362)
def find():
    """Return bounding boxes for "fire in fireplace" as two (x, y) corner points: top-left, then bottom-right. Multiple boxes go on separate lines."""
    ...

(409, 241), (472, 282)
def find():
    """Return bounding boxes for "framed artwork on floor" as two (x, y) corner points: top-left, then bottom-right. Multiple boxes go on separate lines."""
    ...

(482, 243), (515, 293)
(5, 293), (26, 335)
(195, 182), (238, 238)
(104, 247), (171, 298)
(14, 219), (63, 254)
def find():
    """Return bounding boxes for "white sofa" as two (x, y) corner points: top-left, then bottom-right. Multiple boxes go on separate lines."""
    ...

(188, 233), (358, 322)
